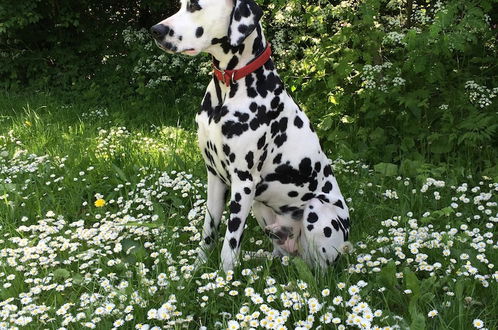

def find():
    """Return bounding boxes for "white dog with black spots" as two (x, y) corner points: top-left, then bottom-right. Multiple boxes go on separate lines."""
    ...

(151, 0), (351, 272)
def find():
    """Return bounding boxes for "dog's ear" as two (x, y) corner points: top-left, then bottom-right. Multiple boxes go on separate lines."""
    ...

(228, 0), (263, 47)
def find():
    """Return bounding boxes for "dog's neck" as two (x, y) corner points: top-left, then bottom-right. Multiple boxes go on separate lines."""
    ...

(207, 24), (267, 71)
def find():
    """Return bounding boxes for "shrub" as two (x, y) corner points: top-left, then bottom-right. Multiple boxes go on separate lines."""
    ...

(266, 0), (498, 169)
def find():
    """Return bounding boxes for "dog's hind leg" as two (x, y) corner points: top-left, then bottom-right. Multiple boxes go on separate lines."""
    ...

(197, 172), (227, 265)
(300, 198), (350, 269)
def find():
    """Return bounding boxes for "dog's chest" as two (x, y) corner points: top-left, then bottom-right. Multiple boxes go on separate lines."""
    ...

(196, 111), (235, 183)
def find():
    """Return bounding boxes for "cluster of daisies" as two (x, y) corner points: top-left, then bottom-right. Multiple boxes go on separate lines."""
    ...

(1, 129), (496, 329)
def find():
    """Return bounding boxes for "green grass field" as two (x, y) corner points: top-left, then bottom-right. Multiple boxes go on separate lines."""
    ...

(0, 92), (496, 330)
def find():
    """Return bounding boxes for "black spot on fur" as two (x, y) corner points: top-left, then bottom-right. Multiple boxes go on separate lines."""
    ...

(206, 165), (217, 176)
(323, 165), (333, 177)
(265, 164), (308, 186)
(331, 219), (339, 231)
(222, 121), (248, 138)
(229, 82), (239, 98)
(307, 224), (314, 231)
(323, 227), (332, 237)
(195, 26), (204, 38)
(230, 201), (241, 214)
(187, 0), (202, 12)
(273, 153), (282, 164)
(291, 209), (304, 220)
(228, 217), (241, 232)
(227, 55), (239, 70)
(334, 199), (344, 209)
(299, 158), (313, 178)
(301, 193), (315, 201)
(229, 238), (237, 249)
(271, 97), (280, 109)
(244, 187), (251, 194)
(280, 205), (299, 214)
(294, 116), (304, 128)
(274, 133), (287, 147)
(307, 212), (318, 223)
(257, 134), (266, 149)
(223, 144), (231, 156)
(238, 24), (248, 34)
(245, 151), (254, 169)
(322, 182), (333, 193)
(236, 170), (252, 181)
(200, 92), (212, 114)
(288, 191), (298, 197)
(234, 111), (249, 122)
(255, 183), (268, 196)
(258, 149), (267, 165)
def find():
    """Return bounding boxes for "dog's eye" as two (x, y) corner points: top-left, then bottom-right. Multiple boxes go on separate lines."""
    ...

(187, 0), (202, 12)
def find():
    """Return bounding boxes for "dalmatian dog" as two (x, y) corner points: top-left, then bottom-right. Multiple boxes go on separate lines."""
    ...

(151, 0), (350, 272)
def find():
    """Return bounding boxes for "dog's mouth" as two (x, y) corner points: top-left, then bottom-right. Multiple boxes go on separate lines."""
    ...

(182, 49), (198, 55)
(154, 40), (198, 56)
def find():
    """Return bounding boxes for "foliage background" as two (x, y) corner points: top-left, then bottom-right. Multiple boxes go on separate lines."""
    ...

(1, 0), (497, 174)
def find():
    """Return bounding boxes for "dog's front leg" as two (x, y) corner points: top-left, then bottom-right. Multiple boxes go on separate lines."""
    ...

(220, 177), (255, 272)
(197, 172), (227, 264)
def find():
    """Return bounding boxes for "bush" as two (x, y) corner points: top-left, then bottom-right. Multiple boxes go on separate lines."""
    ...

(0, 0), (181, 96)
(266, 0), (498, 170)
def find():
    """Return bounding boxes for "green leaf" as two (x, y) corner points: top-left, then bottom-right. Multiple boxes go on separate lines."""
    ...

(482, 165), (498, 182)
(72, 273), (84, 285)
(112, 163), (128, 182)
(399, 159), (423, 177)
(429, 135), (452, 154)
(379, 261), (397, 290)
(404, 268), (421, 297)
(374, 163), (398, 176)
(433, 207), (455, 217)
(455, 279), (464, 300)
(292, 257), (316, 288)
(0, 184), (17, 192)
(54, 268), (71, 280)
(410, 313), (426, 330)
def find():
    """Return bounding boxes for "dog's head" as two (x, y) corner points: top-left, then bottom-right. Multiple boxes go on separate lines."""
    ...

(150, 0), (263, 56)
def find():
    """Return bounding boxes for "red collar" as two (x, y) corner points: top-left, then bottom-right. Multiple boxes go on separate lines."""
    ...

(213, 42), (272, 87)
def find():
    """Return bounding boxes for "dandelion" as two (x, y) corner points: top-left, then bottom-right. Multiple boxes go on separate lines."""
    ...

(94, 198), (106, 207)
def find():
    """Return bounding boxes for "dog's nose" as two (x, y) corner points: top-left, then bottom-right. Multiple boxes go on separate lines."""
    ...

(150, 24), (170, 39)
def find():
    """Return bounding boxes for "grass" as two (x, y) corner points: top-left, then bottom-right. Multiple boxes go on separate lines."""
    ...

(0, 91), (497, 329)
